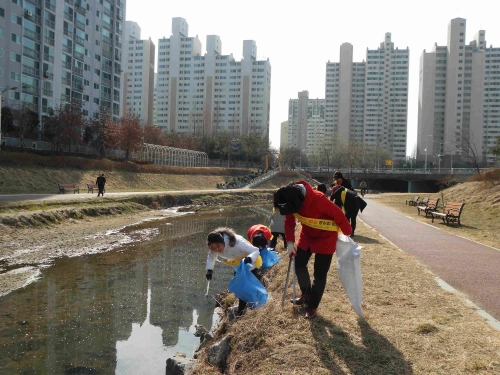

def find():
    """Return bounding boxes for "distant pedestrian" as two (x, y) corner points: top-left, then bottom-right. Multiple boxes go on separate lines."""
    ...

(96, 173), (106, 197)
(332, 171), (354, 191)
(360, 180), (367, 196)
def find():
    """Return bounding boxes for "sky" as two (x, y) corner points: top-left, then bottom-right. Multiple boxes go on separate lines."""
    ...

(125, 0), (500, 156)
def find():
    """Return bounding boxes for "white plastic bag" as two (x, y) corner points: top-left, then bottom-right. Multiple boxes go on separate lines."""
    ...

(336, 233), (363, 317)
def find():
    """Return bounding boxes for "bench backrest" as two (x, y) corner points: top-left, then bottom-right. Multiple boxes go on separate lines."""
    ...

(59, 184), (77, 188)
(443, 202), (465, 215)
(87, 184), (98, 188)
(427, 198), (439, 209)
(413, 196), (420, 201)
(420, 197), (429, 206)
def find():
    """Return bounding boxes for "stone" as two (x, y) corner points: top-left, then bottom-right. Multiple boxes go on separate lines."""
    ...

(165, 352), (195, 375)
(207, 335), (231, 371)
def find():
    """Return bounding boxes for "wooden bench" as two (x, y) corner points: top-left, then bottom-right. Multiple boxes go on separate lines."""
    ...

(406, 195), (420, 206)
(86, 184), (105, 194)
(58, 184), (80, 194)
(431, 202), (465, 226)
(417, 197), (439, 217)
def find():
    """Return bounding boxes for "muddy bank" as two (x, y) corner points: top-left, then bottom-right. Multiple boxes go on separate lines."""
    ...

(0, 190), (272, 297)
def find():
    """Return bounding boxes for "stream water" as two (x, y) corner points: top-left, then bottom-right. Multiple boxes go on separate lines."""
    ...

(0, 205), (271, 375)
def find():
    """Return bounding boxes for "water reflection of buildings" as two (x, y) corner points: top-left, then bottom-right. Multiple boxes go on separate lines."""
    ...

(0, 209), (263, 373)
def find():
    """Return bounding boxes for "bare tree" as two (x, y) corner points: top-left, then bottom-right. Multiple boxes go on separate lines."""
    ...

(459, 135), (482, 174)
(118, 111), (143, 162)
(11, 104), (39, 146)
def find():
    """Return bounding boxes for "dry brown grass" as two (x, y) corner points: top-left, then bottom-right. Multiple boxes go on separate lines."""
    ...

(371, 177), (500, 249)
(191, 222), (500, 375)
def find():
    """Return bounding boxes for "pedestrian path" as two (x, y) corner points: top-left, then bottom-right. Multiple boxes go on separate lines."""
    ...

(359, 198), (500, 323)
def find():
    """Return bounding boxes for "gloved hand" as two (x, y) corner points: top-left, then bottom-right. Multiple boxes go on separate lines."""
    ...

(287, 243), (296, 255)
(244, 257), (252, 264)
(205, 270), (213, 280)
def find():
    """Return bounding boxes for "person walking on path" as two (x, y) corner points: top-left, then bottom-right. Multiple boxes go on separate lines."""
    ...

(332, 171), (354, 191)
(330, 185), (367, 237)
(274, 181), (352, 319)
(96, 174), (106, 197)
(268, 208), (287, 250)
(360, 180), (367, 196)
(206, 227), (262, 316)
(316, 183), (328, 196)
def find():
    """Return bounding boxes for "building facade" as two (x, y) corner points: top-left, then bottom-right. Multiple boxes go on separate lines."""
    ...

(0, 0), (125, 136)
(155, 18), (271, 140)
(417, 18), (500, 165)
(279, 120), (288, 149)
(286, 90), (325, 155)
(325, 33), (409, 160)
(122, 21), (155, 125)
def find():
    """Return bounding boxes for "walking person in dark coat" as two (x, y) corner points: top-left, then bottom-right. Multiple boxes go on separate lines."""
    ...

(96, 174), (106, 197)
(330, 185), (367, 237)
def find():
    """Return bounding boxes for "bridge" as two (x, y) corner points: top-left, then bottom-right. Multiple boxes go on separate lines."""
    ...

(303, 168), (480, 193)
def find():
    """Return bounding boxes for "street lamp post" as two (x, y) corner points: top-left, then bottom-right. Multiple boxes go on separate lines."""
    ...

(424, 135), (432, 174)
(438, 154), (443, 173)
(0, 86), (19, 150)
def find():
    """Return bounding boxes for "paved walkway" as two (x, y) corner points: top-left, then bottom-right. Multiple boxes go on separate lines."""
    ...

(360, 197), (500, 322)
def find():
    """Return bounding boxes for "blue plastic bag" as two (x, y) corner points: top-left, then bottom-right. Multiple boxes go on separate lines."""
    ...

(260, 248), (281, 269)
(228, 260), (268, 309)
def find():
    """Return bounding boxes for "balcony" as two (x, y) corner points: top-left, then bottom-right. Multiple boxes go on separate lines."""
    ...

(24, 28), (41, 41)
(23, 102), (39, 112)
(42, 105), (52, 114)
(45, 19), (55, 29)
(43, 71), (54, 80)
(114, 95), (120, 102)
(26, 0), (42, 6)
(102, 35), (112, 45)
(102, 22), (112, 32)
(101, 78), (111, 87)
(103, 7), (112, 17)
(74, 4), (86, 15)
(23, 45), (40, 59)
(116, 41), (122, 49)
(101, 92), (111, 100)
(72, 82), (84, 91)
(74, 35), (85, 46)
(63, 11), (73, 22)
(44, 36), (55, 46)
(45, 0), (56, 11)
(62, 61), (72, 70)
(116, 28), (122, 36)
(115, 54), (121, 61)
(102, 65), (112, 73)
(43, 53), (54, 64)
(75, 20), (85, 30)
(72, 66), (83, 76)
(62, 77), (72, 86)
(114, 81), (120, 89)
(102, 50), (112, 59)
(61, 94), (71, 102)
(73, 51), (84, 61)
(63, 44), (72, 54)
(23, 85), (38, 95)
(27, 13), (42, 25)
(43, 89), (53, 97)
(65, 0), (74, 4)
(22, 65), (39, 76)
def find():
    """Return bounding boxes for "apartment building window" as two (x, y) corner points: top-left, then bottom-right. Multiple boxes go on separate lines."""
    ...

(0, 8), (4, 17)
(10, 52), (21, 62)
(11, 14), (22, 25)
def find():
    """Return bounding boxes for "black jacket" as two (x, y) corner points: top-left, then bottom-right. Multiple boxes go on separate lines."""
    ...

(96, 176), (106, 186)
(330, 186), (367, 214)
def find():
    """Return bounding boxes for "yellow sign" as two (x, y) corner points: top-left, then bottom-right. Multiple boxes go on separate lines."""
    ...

(385, 160), (392, 166)
(293, 213), (340, 232)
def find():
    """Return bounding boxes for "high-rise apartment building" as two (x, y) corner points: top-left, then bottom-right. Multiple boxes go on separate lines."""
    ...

(122, 20), (155, 125)
(417, 18), (500, 165)
(155, 18), (271, 140)
(279, 120), (288, 149)
(287, 90), (325, 155)
(325, 33), (409, 160)
(0, 0), (125, 135)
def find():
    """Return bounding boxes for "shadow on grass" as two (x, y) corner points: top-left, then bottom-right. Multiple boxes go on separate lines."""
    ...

(310, 318), (413, 375)
(351, 235), (381, 245)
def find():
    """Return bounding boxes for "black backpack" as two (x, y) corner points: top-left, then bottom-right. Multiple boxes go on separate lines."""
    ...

(273, 185), (305, 215)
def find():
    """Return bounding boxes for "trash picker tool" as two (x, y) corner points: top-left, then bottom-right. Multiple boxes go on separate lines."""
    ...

(205, 280), (211, 297)
(292, 255), (296, 304)
(281, 256), (293, 307)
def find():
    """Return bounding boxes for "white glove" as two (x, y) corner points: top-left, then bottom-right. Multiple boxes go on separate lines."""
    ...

(287, 243), (296, 255)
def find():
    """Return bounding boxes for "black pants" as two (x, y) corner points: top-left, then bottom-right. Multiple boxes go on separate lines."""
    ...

(269, 232), (287, 249)
(97, 185), (105, 196)
(295, 248), (333, 309)
(345, 209), (358, 235)
(237, 268), (260, 314)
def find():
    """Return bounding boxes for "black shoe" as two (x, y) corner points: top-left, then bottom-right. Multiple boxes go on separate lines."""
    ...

(290, 294), (310, 305)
